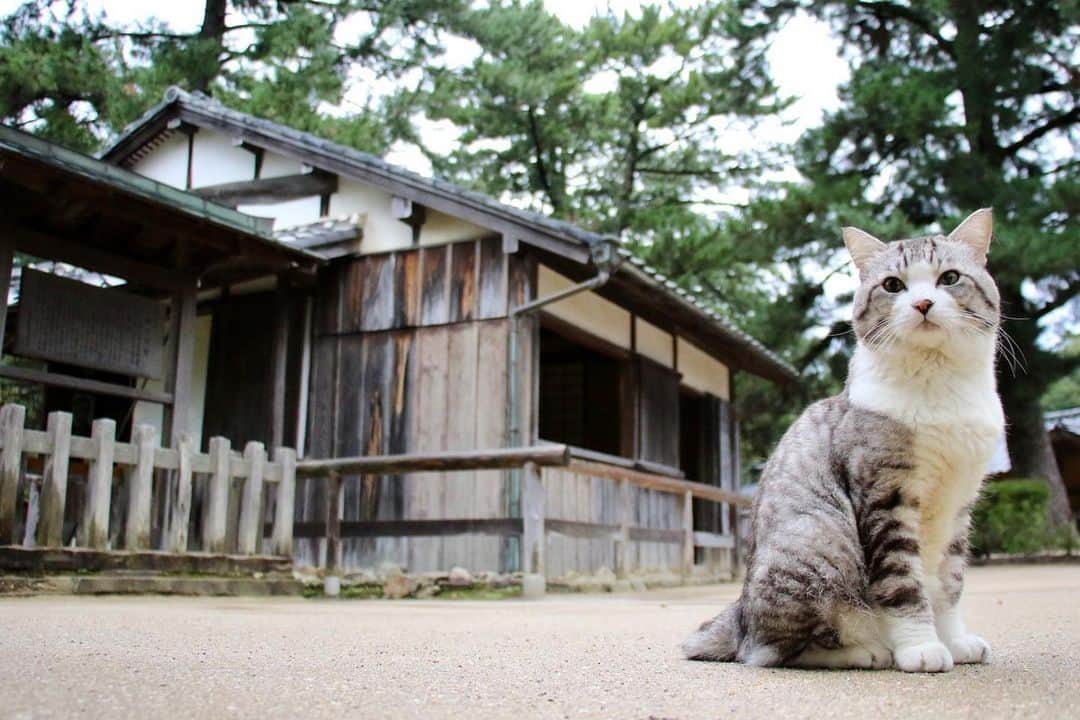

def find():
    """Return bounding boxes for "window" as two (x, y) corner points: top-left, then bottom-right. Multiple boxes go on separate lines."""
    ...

(538, 326), (625, 457)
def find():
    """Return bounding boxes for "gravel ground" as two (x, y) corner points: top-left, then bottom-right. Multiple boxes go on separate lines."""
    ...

(1, 564), (1077, 720)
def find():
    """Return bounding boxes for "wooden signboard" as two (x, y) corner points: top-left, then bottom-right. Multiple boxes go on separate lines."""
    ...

(14, 269), (165, 379)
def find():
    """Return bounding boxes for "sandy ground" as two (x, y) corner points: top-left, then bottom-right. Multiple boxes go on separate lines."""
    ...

(1, 564), (1077, 720)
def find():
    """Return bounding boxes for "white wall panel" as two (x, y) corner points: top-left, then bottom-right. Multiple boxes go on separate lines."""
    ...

(190, 131), (254, 187)
(635, 317), (673, 367)
(677, 337), (730, 400)
(131, 133), (188, 188)
(538, 266), (631, 350)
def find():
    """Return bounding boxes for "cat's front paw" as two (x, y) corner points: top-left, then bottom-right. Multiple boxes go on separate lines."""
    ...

(945, 634), (991, 664)
(894, 641), (954, 673)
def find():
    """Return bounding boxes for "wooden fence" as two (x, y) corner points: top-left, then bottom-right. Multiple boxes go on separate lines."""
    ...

(0, 404), (296, 557)
(0, 400), (749, 580)
(294, 444), (750, 579)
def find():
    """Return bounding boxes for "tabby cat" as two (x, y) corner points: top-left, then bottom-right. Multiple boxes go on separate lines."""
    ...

(683, 209), (1002, 672)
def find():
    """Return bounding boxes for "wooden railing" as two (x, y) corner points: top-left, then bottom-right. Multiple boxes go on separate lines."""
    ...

(0, 404), (297, 557)
(294, 444), (749, 579)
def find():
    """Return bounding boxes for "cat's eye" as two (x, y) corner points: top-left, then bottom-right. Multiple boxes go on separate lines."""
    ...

(939, 270), (960, 286)
(882, 277), (905, 293)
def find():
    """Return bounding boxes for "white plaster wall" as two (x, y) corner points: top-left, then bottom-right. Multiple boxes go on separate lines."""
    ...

(237, 197), (321, 230)
(191, 131), (255, 187)
(259, 152), (305, 179)
(131, 133), (188, 188)
(330, 179), (411, 252)
(677, 337), (730, 400)
(420, 209), (489, 246)
(538, 266), (631, 350)
(635, 317), (673, 367)
(329, 179), (490, 253)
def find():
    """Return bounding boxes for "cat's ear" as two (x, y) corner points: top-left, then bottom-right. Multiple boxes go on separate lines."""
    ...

(947, 208), (993, 263)
(842, 226), (886, 271)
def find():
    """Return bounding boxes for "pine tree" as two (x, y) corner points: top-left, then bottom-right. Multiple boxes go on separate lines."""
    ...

(740, 0), (1080, 522)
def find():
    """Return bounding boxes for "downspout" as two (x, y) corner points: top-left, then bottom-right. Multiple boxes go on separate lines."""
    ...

(504, 239), (621, 571)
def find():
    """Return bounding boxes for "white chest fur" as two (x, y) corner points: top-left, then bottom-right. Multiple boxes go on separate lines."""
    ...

(847, 342), (1004, 568)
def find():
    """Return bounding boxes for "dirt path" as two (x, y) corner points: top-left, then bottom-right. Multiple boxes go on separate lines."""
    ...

(1, 564), (1077, 719)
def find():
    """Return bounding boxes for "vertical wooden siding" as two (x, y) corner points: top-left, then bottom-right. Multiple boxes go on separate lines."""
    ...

(297, 237), (531, 572)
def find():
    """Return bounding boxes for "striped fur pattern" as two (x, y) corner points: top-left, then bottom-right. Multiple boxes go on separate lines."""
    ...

(684, 210), (1003, 672)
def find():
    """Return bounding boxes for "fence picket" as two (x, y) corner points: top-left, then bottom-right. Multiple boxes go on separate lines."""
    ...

(203, 436), (231, 553)
(37, 412), (72, 548)
(0, 403), (26, 543)
(272, 447), (296, 556)
(126, 424), (157, 550)
(167, 434), (194, 553)
(237, 441), (266, 555)
(80, 418), (116, 549)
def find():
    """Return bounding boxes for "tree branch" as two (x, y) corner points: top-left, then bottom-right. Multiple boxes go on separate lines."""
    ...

(1002, 106), (1080, 157)
(851, 0), (956, 60)
(1033, 278), (1080, 320)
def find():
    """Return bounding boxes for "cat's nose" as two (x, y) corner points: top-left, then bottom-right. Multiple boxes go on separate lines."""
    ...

(912, 298), (934, 315)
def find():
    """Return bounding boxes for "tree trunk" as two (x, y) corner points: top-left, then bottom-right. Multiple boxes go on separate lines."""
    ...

(193, 0), (229, 94)
(996, 284), (1072, 527)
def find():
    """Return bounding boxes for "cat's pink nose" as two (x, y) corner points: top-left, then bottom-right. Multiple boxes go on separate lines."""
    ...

(913, 298), (934, 315)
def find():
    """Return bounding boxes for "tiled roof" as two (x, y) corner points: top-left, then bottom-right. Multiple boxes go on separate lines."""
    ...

(102, 88), (797, 383)
(274, 215), (363, 258)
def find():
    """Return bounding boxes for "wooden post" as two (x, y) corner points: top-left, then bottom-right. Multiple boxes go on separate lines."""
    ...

(0, 236), (12, 351)
(614, 477), (632, 578)
(0, 403), (26, 543)
(520, 461), (545, 576)
(271, 446), (296, 557)
(125, 423), (157, 550)
(681, 489), (694, 579)
(167, 433), (194, 553)
(80, 418), (115, 549)
(237, 441), (266, 555)
(164, 285), (198, 446)
(324, 471), (342, 573)
(37, 411), (72, 547)
(270, 283), (290, 452)
(203, 436), (231, 553)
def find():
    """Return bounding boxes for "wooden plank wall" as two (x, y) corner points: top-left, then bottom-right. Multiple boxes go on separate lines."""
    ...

(296, 237), (531, 572)
(542, 467), (680, 576)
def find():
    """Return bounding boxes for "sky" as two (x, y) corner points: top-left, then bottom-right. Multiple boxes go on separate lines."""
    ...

(0, 0), (850, 150)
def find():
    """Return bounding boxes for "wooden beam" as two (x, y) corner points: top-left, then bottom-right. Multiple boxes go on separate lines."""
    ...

(521, 461), (545, 575)
(693, 531), (735, 549)
(546, 519), (620, 539)
(191, 171), (338, 208)
(291, 518), (523, 539)
(0, 404), (26, 544)
(4, 223), (192, 291)
(270, 284), (290, 451)
(681, 489), (694, 578)
(164, 284), (198, 445)
(0, 234), (12, 348)
(295, 444), (571, 477)
(565, 458), (749, 506)
(0, 365), (173, 405)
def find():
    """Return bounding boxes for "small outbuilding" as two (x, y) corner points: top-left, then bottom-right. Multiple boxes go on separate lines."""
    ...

(4, 88), (796, 583)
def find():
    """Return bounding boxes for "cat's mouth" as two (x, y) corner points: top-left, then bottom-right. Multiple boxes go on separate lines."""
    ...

(914, 318), (941, 330)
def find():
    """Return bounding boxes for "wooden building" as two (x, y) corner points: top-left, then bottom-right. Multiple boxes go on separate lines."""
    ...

(0, 123), (318, 553)
(95, 88), (797, 577)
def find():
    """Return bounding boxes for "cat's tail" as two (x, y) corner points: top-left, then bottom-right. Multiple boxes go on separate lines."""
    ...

(681, 602), (742, 662)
